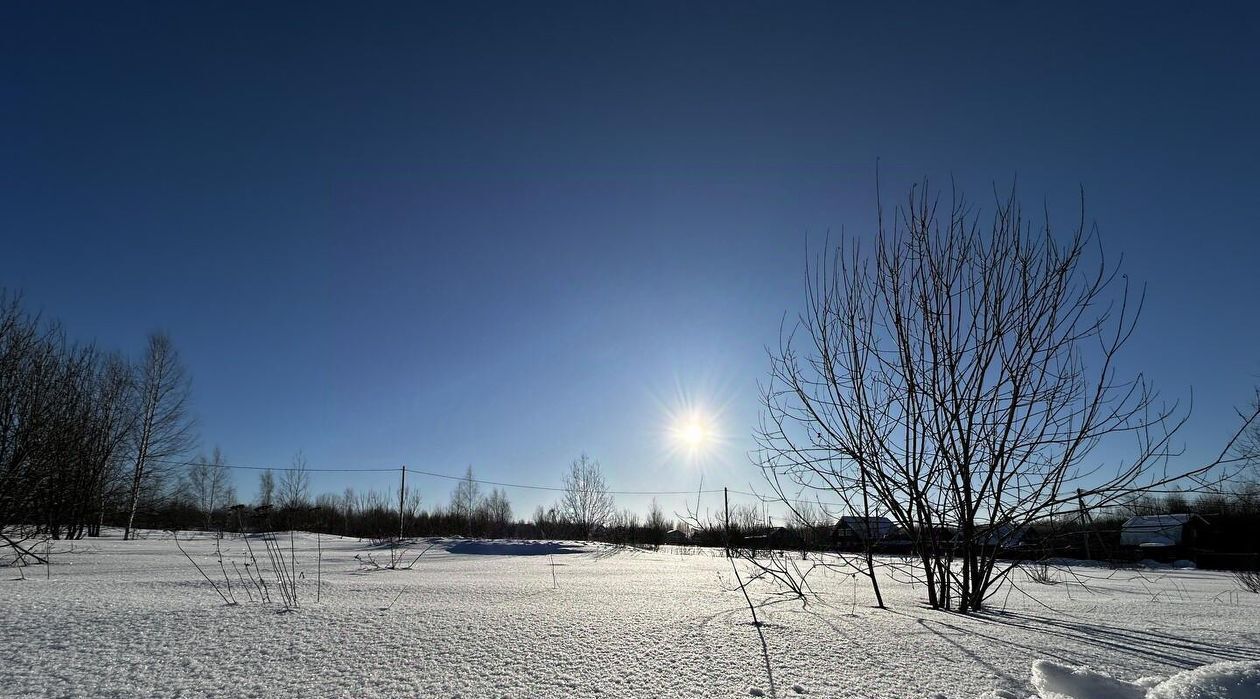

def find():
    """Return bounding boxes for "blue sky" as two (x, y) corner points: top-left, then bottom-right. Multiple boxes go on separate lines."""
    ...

(3, 2), (1258, 519)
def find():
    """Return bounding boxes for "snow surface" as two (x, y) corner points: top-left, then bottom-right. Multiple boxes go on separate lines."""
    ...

(1031, 659), (1260, 699)
(3, 531), (1259, 698)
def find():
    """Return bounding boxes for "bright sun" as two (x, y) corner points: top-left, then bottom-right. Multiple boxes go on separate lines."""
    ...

(680, 419), (707, 446)
(672, 413), (712, 452)
(662, 393), (724, 461)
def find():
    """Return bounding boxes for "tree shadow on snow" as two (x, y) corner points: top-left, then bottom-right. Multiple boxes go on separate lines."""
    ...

(970, 611), (1260, 668)
(442, 540), (586, 556)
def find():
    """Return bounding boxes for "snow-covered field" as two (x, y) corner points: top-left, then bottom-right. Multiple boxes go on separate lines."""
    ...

(3, 531), (1258, 698)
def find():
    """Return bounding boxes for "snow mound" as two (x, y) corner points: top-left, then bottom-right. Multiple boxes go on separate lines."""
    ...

(1146, 661), (1260, 699)
(1030, 660), (1260, 699)
(1031, 660), (1146, 699)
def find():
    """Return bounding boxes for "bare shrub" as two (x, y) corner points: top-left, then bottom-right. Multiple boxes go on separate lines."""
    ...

(355, 539), (437, 571)
(1026, 562), (1059, 586)
(1235, 570), (1260, 594)
(173, 530), (313, 611)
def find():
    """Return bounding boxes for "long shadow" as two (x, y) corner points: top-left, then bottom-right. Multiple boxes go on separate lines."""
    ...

(973, 610), (1260, 668)
(914, 618), (1022, 688)
(584, 544), (652, 561)
(915, 617), (1085, 676)
(442, 540), (586, 556)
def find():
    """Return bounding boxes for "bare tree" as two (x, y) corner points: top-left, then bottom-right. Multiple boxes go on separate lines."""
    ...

(561, 453), (614, 540)
(277, 451), (310, 510)
(758, 181), (1260, 612)
(123, 332), (196, 541)
(257, 469), (275, 507)
(646, 498), (669, 548)
(482, 487), (512, 536)
(81, 353), (137, 536)
(184, 447), (231, 528)
(1236, 389), (1260, 479)
(450, 465), (480, 534)
(0, 292), (40, 535)
(532, 503), (560, 537)
(403, 485), (423, 533)
(0, 294), (141, 542)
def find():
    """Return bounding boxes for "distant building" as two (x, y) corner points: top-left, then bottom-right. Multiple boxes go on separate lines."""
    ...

(1120, 514), (1208, 561)
(743, 526), (799, 551)
(663, 529), (689, 545)
(833, 516), (904, 550)
(978, 523), (1038, 551)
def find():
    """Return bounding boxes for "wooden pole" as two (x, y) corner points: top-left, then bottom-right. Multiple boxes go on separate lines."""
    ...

(1076, 488), (1092, 560)
(399, 465), (407, 541)
(724, 487), (731, 558)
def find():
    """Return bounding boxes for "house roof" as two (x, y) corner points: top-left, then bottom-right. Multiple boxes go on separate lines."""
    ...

(979, 523), (1030, 547)
(1120, 514), (1204, 546)
(1123, 514), (1195, 527)
(837, 516), (899, 539)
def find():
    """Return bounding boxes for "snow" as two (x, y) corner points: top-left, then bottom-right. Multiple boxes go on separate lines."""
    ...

(1146, 661), (1260, 698)
(1031, 660), (1148, 699)
(3, 530), (1259, 698)
(1031, 659), (1260, 699)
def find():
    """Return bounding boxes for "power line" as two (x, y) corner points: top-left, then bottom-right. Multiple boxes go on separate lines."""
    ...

(148, 457), (726, 496)
(403, 465), (724, 496)
(150, 458), (1217, 504)
(149, 458), (396, 473)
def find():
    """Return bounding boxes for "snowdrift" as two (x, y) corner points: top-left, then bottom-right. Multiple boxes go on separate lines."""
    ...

(1031, 659), (1260, 699)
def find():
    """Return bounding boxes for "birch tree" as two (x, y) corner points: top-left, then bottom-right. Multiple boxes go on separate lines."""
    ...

(123, 332), (195, 540)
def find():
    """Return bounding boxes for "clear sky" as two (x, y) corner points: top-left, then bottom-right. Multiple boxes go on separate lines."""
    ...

(3, 2), (1258, 520)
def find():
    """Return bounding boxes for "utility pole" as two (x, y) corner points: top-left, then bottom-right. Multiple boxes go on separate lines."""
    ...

(724, 487), (731, 558)
(1076, 488), (1091, 560)
(399, 465), (407, 541)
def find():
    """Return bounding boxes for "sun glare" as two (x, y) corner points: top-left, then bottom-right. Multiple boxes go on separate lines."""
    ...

(679, 418), (707, 448)
(671, 411), (714, 455)
(658, 385), (731, 462)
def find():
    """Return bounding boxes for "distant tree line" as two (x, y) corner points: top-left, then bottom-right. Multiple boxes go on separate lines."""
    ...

(0, 291), (196, 552)
(14, 274), (1253, 586)
(186, 455), (677, 550)
(0, 294), (683, 547)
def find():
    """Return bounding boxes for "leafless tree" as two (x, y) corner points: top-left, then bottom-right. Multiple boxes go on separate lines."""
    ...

(277, 451), (311, 510)
(560, 453), (614, 540)
(184, 447), (232, 528)
(481, 487), (512, 536)
(646, 498), (669, 547)
(123, 332), (196, 541)
(1235, 389), (1260, 483)
(0, 294), (207, 546)
(257, 469), (275, 507)
(450, 465), (480, 534)
(81, 353), (137, 536)
(532, 503), (560, 537)
(758, 181), (1260, 612)
(0, 294), (142, 542)
(0, 292), (40, 534)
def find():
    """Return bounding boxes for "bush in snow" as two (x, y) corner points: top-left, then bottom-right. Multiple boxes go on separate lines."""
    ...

(1233, 569), (1260, 594)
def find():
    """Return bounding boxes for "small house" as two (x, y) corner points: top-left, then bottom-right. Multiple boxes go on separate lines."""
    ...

(663, 529), (689, 545)
(833, 516), (904, 551)
(1120, 514), (1208, 561)
(742, 526), (799, 551)
(976, 523), (1040, 555)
